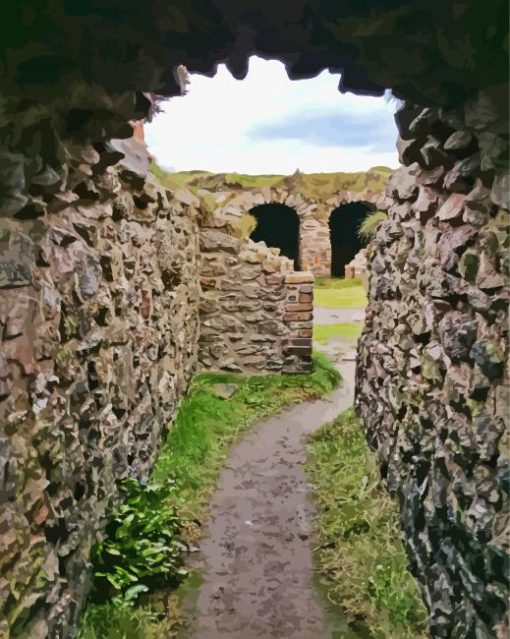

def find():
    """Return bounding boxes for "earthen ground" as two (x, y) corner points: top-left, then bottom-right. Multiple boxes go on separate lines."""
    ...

(179, 335), (358, 638)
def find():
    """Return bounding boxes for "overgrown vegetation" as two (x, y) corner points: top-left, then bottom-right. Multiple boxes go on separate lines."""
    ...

(358, 210), (387, 241)
(313, 322), (362, 343)
(314, 285), (367, 309)
(79, 353), (341, 639)
(227, 212), (257, 238)
(91, 478), (188, 598)
(306, 409), (428, 639)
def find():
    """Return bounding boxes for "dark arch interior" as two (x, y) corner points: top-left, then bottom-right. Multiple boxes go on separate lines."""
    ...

(249, 203), (300, 269)
(329, 202), (374, 277)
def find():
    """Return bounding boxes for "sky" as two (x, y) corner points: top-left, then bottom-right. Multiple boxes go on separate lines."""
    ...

(145, 56), (400, 175)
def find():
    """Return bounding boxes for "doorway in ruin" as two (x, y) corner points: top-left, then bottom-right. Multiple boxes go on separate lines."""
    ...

(329, 202), (375, 277)
(249, 203), (301, 270)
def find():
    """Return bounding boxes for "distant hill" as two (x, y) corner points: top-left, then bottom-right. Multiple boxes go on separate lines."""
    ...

(150, 164), (393, 200)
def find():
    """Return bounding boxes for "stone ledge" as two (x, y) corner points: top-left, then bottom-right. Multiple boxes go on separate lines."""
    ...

(285, 271), (315, 284)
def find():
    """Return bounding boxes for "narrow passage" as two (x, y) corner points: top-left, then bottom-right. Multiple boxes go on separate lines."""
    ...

(181, 360), (355, 638)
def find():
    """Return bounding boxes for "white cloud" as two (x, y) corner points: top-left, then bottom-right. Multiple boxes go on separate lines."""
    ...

(145, 56), (399, 174)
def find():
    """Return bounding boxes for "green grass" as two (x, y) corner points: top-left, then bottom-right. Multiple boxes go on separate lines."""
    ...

(315, 277), (363, 289)
(358, 210), (387, 241)
(306, 410), (428, 639)
(78, 601), (178, 639)
(313, 323), (362, 343)
(314, 286), (367, 309)
(79, 353), (341, 639)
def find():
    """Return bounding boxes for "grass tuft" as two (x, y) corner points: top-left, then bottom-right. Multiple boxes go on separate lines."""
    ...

(306, 409), (427, 639)
(314, 277), (363, 289)
(358, 210), (387, 241)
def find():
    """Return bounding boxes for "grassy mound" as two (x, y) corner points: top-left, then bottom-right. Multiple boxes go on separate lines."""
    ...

(150, 164), (393, 201)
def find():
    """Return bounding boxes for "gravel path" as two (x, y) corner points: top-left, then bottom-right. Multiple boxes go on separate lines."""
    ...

(313, 306), (365, 324)
(181, 358), (355, 639)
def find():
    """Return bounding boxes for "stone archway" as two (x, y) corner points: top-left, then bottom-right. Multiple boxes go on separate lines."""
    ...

(249, 203), (301, 269)
(329, 202), (374, 277)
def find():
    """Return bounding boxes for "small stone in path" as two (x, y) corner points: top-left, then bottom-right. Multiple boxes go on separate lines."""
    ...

(211, 383), (238, 399)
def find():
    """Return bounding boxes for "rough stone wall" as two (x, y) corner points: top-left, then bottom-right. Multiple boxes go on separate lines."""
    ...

(356, 86), (509, 638)
(0, 145), (201, 638)
(198, 216), (313, 374)
(193, 184), (388, 278)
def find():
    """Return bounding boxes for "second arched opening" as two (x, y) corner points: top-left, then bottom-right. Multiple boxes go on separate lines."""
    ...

(249, 203), (301, 270)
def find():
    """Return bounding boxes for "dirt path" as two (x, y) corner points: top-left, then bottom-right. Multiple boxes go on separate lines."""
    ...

(180, 357), (355, 639)
(313, 306), (365, 325)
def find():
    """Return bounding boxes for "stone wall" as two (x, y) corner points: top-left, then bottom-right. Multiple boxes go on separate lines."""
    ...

(193, 181), (390, 278)
(198, 215), (313, 374)
(0, 129), (318, 637)
(0, 143), (201, 638)
(356, 87), (509, 639)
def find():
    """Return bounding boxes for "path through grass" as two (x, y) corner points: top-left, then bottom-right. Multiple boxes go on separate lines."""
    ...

(79, 354), (341, 639)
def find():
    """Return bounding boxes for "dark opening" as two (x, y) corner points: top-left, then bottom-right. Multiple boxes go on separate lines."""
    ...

(329, 202), (374, 277)
(249, 203), (300, 269)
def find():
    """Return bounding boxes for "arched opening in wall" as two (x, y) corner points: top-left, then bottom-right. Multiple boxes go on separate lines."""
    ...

(249, 203), (301, 269)
(329, 202), (375, 278)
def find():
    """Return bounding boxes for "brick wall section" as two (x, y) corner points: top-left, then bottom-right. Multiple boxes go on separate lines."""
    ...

(283, 272), (314, 373)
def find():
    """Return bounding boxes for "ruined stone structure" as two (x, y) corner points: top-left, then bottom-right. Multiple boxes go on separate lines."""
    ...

(199, 224), (314, 374)
(357, 94), (509, 639)
(0, 2), (508, 638)
(0, 153), (202, 638)
(0, 135), (314, 638)
(188, 171), (390, 278)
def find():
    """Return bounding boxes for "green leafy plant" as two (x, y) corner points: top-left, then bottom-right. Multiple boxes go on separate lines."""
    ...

(357, 210), (387, 241)
(91, 477), (188, 599)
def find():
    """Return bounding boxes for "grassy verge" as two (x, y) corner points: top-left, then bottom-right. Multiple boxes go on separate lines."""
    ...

(314, 286), (367, 309)
(306, 409), (427, 639)
(79, 353), (341, 639)
(315, 277), (363, 289)
(313, 323), (362, 343)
